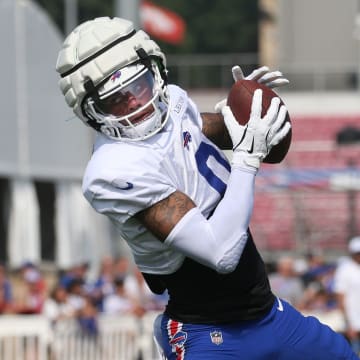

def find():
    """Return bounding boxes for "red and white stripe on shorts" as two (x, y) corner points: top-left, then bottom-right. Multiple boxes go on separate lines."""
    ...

(167, 318), (186, 360)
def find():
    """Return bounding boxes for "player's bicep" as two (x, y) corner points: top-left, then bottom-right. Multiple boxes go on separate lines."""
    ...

(135, 190), (196, 242)
(201, 112), (232, 149)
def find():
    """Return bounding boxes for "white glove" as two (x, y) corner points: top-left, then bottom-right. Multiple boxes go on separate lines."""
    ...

(214, 65), (289, 116)
(232, 65), (289, 89)
(216, 89), (291, 171)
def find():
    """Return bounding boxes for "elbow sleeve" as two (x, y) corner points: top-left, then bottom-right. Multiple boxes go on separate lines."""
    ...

(165, 207), (248, 274)
(165, 167), (255, 273)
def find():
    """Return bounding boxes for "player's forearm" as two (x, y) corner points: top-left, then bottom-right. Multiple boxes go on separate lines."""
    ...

(165, 167), (255, 273)
(200, 112), (232, 149)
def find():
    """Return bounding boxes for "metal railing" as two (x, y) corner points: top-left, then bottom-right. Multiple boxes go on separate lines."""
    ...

(166, 53), (360, 92)
(0, 312), (162, 360)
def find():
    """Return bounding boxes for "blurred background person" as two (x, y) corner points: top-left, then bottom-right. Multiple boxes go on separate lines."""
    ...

(0, 262), (14, 313)
(59, 262), (90, 290)
(14, 263), (46, 314)
(66, 277), (87, 313)
(334, 236), (360, 355)
(103, 276), (144, 317)
(126, 267), (168, 312)
(91, 255), (116, 311)
(77, 295), (99, 337)
(301, 250), (326, 287)
(268, 255), (305, 308)
(42, 284), (76, 326)
(298, 262), (338, 313)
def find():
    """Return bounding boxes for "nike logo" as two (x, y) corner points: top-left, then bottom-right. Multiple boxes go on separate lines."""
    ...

(276, 297), (284, 312)
(234, 127), (248, 150)
(112, 180), (134, 190)
(247, 138), (254, 154)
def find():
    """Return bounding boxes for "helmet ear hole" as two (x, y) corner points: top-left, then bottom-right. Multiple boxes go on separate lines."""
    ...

(80, 98), (102, 132)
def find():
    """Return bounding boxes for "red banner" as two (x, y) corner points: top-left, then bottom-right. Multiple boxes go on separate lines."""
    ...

(140, 1), (186, 44)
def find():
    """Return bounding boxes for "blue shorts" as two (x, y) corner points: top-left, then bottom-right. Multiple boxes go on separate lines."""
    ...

(153, 298), (359, 359)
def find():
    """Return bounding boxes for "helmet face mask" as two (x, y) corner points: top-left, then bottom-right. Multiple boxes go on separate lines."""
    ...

(56, 17), (170, 141)
(82, 62), (169, 141)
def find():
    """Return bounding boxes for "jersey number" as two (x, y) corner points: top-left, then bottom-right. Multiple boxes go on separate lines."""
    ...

(195, 142), (230, 195)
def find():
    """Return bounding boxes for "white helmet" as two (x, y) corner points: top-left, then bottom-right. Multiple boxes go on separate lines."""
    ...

(56, 17), (169, 141)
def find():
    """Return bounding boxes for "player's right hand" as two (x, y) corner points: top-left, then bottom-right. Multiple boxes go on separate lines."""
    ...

(214, 66), (289, 116)
(232, 65), (290, 89)
(216, 89), (291, 170)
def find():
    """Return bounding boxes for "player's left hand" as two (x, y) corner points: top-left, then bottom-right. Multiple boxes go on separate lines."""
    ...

(232, 65), (289, 89)
(216, 89), (290, 170)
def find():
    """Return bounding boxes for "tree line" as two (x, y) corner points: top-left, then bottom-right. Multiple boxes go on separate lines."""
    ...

(34, 0), (259, 54)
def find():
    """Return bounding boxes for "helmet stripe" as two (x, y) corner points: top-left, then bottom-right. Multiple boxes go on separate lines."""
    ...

(60, 29), (136, 78)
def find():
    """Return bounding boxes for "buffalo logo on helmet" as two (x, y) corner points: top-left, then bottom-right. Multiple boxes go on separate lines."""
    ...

(110, 70), (121, 82)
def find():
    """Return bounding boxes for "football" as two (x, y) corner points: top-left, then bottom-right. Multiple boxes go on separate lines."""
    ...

(227, 79), (292, 164)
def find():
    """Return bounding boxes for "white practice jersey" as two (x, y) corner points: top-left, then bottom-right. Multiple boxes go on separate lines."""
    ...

(83, 85), (231, 274)
(334, 258), (360, 330)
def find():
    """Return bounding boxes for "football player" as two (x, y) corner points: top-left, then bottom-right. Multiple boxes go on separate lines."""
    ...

(56, 17), (358, 359)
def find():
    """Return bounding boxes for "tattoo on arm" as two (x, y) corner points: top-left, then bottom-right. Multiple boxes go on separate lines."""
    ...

(135, 191), (196, 242)
(201, 112), (232, 149)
